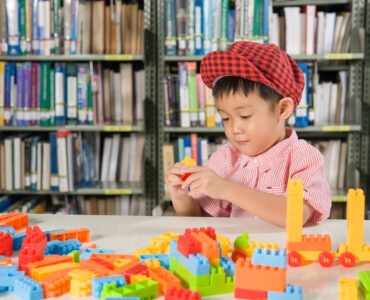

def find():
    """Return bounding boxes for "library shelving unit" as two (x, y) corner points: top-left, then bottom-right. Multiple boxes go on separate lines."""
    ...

(156, 0), (368, 216)
(0, 0), (158, 215)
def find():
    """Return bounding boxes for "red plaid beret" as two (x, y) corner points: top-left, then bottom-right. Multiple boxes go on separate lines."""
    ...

(200, 41), (305, 108)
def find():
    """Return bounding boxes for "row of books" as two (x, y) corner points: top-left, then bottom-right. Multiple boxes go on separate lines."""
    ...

(164, 0), (271, 56)
(272, 9), (355, 55)
(0, 62), (144, 126)
(163, 135), (349, 192)
(0, 132), (145, 192)
(0, 0), (144, 56)
(162, 62), (350, 129)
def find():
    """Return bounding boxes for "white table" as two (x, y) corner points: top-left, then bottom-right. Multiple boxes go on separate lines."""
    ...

(3, 214), (370, 300)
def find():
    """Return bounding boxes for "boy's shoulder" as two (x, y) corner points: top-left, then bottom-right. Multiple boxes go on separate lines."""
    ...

(287, 137), (325, 166)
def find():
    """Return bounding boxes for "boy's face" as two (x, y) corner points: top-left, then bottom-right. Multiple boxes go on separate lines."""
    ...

(217, 91), (285, 157)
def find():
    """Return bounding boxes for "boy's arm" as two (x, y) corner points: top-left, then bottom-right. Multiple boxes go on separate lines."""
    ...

(171, 194), (205, 216)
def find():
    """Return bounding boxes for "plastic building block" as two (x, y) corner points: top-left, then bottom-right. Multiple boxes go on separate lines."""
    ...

(286, 179), (304, 243)
(185, 227), (216, 240)
(0, 212), (24, 222)
(69, 269), (95, 297)
(87, 243), (97, 248)
(90, 257), (114, 269)
(180, 156), (197, 181)
(346, 189), (365, 252)
(89, 253), (136, 264)
(79, 259), (115, 277)
(80, 247), (115, 260)
(45, 239), (82, 255)
(216, 235), (231, 257)
(68, 250), (80, 262)
(139, 254), (170, 270)
(170, 240), (210, 276)
(105, 298), (140, 300)
(101, 279), (158, 300)
(220, 256), (235, 277)
(268, 284), (303, 300)
(0, 213), (28, 230)
(91, 275), (126, 298)
(177, 234), (201, 258)
(339, 278), (358, 300)
(134, 232), (178, 257)
(40, 267), (74, 298)
(234, 287), (267, 299)
(148, 266), (181, 294)
(0, 257), (14, 266)
(19, 245), (40, 274)
(130, 274), (148, 283)
(234, 258), (286, 293)
(252, 248), (287, 268)
(12, 233), (26, 251)
(13, 276), (43, 300)
(0, 267), (25, 291)
(0, 226), (16, 235)
(358, 270), (370, 299)
(190, 232), (220, 261)
(234, 232), (249, 249)
(145, 259), (161, 269)
(31, 262), (78, 281)
(0, 232), (13, 256)
(49, 228), (90, 243)
(115, 259), (133, 269)
(287, 234), (332, 252)
(28, 254), (73, 275)
(45, 229), (66, 241)
(165, 286), (201, 300)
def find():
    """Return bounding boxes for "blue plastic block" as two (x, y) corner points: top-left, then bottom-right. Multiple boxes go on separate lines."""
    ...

(80, 248), (115, 260)
(252, 248), (287, 268)
(220, 256), (235, 277)
(0, 267), (25, 291)
(45, 239), (81, 255)
(169, 240), (210, 276)
(268, 284), (303, 300)
(13, 276), (43, 300)
(139, 254), (170, 270)
(13, 233), (26, 251)
(0, 226), (15, 235)
(0, 266), (18, 274)
(91, 275), (126, 298)
(45, 229), (66, 241)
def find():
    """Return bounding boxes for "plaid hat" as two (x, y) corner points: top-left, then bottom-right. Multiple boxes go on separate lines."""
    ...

(200, 41), (305, 108)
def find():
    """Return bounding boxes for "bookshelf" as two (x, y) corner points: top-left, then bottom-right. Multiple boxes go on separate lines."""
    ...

(156, 0), (368, 218)
(0, 0), (157, 216)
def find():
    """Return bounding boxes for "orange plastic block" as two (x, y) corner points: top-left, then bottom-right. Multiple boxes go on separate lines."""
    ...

(114, 259), (132, 269)
(32, 262), (78, 281)
(69, 269), (95, 297)
(49, 228), (90, 243)
(89, 253), (136, 264)
(0, 212), (23, 221)
(87, 244), (97, 248)
(0, 214), (28, 230)
(28, 255), (73, 274)
(148, 266), (181, 294)
(113, 259), (144, 274)
(287, 234), (332, 252)
(131, 274), (148, 283)
(79, 260), (115, 277)
(40, 268), (74, 298)
(0, 257), (14, 266)
(190, 232), (220, 261)
(234, 258), (286, 293)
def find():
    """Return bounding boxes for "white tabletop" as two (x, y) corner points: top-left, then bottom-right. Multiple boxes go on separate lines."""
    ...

(3, 214), (370, 300)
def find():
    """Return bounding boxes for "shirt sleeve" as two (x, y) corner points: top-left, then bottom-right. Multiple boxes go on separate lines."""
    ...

(289, 143), (332, 222)
(191, 145), (231, 217)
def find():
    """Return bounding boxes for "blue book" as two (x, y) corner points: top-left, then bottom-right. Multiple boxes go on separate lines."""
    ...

(5, 0), (21, 55)
(55, 62), (66, 126)
(31, 0), (39, 54)
(194, 0), (204, 55)
(4, 63), (12, 126)
(71, 0), (77, 54)
(16, 63), (24, 126)
(23, 62), (31, 126)
(49, 132), (59, 191)
(6, 62), (16, 125)
(228, 9), (235, 46)
(197, 138), (202, 166)
(177, 137), (184, 162)
(164, 0), (177, 55)
(183, 136), (192, 159)
(263, 0), (270, 43)
(296, 63), (309, 128)
(203, 0), (212, 54)
(77, 64), (88, 125)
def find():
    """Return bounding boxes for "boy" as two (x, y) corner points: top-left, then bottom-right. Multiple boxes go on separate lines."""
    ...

(165, 41), (332, 227)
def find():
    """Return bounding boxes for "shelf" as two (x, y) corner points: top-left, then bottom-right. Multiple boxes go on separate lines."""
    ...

(0, 54), (144, 62)
(0, 123), (144, 132)
(164, 125), (361, 134)
(164, 53), (364, 62)
(0, 182), (143, 196)
(272, 0), (350, 7)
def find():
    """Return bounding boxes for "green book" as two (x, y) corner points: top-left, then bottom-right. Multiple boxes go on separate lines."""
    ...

(40, 62), (51, 126)
(253, 0), (261, 37)
(87, 75), (93, 125)
(220, 0), (230, 50)
(54, 0), (60, 54)
(186, 62), (199, 127)
(20, 0), (27, 54)
(49, 68), (55, 126)
(66, 63), (78, 125)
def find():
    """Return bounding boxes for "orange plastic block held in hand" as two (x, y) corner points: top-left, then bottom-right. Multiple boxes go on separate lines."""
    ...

(49, 228), (90, 243)
(180, 156), (197, 182)
(40, 268), (74, 298)
(148, 266), (181, 294)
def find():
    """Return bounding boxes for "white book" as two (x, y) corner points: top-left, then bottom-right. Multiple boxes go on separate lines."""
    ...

(247, 0), (254, 39)
(42, 142), (50, 190)
(201, 139), (209, 166)
(21, 141), (25, 189)
(120, 64), (133, 124)
(100, 137), (112, 182)
(305, 5), (316, 55)
(55, 65), (65, 121)
(36, 141), (42, 191)
(339, 71), (348, 124)
(113, 72), (122, 122)
(316, 12), (326, 54)
(43, 0), (50, 55)
(328, 83), (338, 124)
(134, 134), (145, 183)
(119, 136), (131, 182)
(120, 195), (130, 215)
(300, 13), (305, 54)
(64, 0), (72, 54)
(57, 134), (68, 192)
(327, 140), (341, 190)
(332, 15), (344, 53)
(317, 82), (331, 125)
(337, 141), (347, 190)
(77, 0), (85, 54)
(13, 137), (21, 190)
(67, 72), (77, 121)
(108, 134), (120, 182)
(134, 70), (145, 122)
(270, 13), (279, 47)
(323, 12), (336, 54)
(284, 7), (301, 55)
(4, 139), (13, 191)
(337, 13), (351, 53)
(66, 134), (74, 191)
(128, 133), (137, 183)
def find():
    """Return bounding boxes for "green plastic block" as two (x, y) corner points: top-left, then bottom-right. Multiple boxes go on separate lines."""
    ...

(101, 283), (125, 299)
(122, 279), (158, 299)
(68, 250), (80, 262)
(359, 270), (370, 299)
(234, 232), (249, 249)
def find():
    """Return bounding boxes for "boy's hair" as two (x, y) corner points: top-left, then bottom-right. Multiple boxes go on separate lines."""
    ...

(213, 76), (284, 109)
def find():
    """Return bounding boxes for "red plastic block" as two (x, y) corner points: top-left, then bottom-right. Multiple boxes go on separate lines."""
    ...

(1, 214), (28, 230)
(114, 259), (145, 274)
(287, 234), (332, 252)
(185, 227), (216, 240)
(28, 255), (73, 274)
(20, 226), (47, 269)
(49, 228), (90, 243)
(79, 260), (115, 277)
(90, 257), (114, 270)
(121, 263), (149, 284)
(177, 235), (201, 258)
(148, 266), (181, 294)
(234, 288), (267, 299)
(180, 173), (192, 182)
(40, 268), (74, 298)
(19, 244), (39, 274)
(165, 286), (201, 300)
(0, 232), (13, 256)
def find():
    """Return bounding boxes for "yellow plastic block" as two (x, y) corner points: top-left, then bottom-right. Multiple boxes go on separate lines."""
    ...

(216, 235), (231, 257)
(145, 259), (161, 269)
(31, 262), (79, 281)
(246, 241), (278, 257)
(339, 277), (358, 300)
(181, 156), (197, 167)
(114, 259), (132, 269)
(286, 179), (304, 243)
(69, 269), (95, 297)
(130, 274), (148, 283)
(297, 251), (322, 261)
(346, 189), (365, 251)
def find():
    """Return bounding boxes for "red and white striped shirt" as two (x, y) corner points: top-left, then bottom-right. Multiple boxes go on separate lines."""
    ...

(194, 128), (332, 221)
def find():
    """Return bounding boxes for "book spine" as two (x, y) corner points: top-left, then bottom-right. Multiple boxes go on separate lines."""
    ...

(295, 62), (309, 128)
(190, 133), (198, 162)
(77, 63), (88, 125)
(16, 63), (24, 126)
(0, 62), (4, 126)
(70, 0), (77, 54)
(31, 0), (39, 54)
(6, 0), (21, 55)
(175, 0), (187, 56)
(43, 0), (50, 55)
(24, 139), (30, 188)
(64, 0), (72, 55)
(36, 63), (40, 125)
(205, 86), (215, 127)
(187, 62), (199, 127)
(203, 0), (212, 54)
(183, 136), (191, 158)
(53, 0), (60, 54)
(49, 0), (54, 54)
(194, 0), (203, 55)
(9, 62), (16, 125)
(25, 0), (31, 53)
(197, 137), (202, 166)
(235, 0), (241, 42)
(49, 132), (59, 191)
(55, 62), (66, 125)
(30, 62), (37, 125)
(38, 0), (45, 55)
(4, 64), (11, 126)
(49, 67), (55, 125)
(211, 0), (220, 51)
(30, 136), (39, 191)
(168, 76), (177, 127)
(263, 0), (269, 42)
(227, 9), (235, 47)
(66, 63), (78, 124)
(87, 70), (93, 125)
(56, 131), (69, 192)
(23, 62), (31, 126)
(164, 0), (177, 55)
(0, 0), (8, 54)
(40, 62), (50, 126)
(162, 77), (171, 127)
(219, 0), (229, 50)
(186, 0), (195, 55)
(177, 137), (184, 162)
(196, 73), (206, 127)
(178, 63), (190, 127)
(20, 0), (27, 54)
(253, 0), (260, 37)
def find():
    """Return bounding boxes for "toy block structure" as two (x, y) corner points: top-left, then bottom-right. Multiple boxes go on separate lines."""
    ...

(0, 226), (16, 235)
(13, 275), (43, 300)
(145, 259), (161, 269)
(31, 262), (78, 281)
(0, 232), (13, 256)
(140, 253), (170, 269)
(115, 258), (133, 269)
(339, 277), (358, 300)
(0, 257), (14, 266)
(177, 234), (201, 258)
(165, 286), (201, 300)
(0, 266), (25, 291)
(90, 257), (114, 269)
(0, 212), (28, 230)
(45, 239), (82, 256)
(28, 254), (73, 275)
(220, 256), (235, 277)
(40, 267), (74, 298)
(12, 233), (26, 251)
(148, 265), (181, 294)
(45, 229), (66, 241)
(80, 247), (115, 260)
(101, 279), (158, 300)
(190, 232), (220, 263)
(79, 259), (115, 277)
(180, 156), (197, 181)
(134, 232), (179, 258)
(89, 253), (136, 264)
(234, 258), (286, 295)
(69, 269), (95, 297)
(252, 248), (287, 268)
(91, 275), (126, 298)
(49, 228), (90, 243)
(130, 274), (148, 283)
(216, 235), (231, 257)
(267, 284), (302, 300)
(185, 227), (216, 240)
(358, 270), (370, 299)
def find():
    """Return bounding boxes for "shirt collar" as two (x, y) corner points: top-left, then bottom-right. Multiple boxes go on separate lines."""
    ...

(237, 128), (298, 171)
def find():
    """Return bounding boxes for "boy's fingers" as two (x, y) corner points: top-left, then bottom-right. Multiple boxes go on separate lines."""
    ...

(180, 166), (204, 174)
(182, 173), (201, 189)
(174, 162), (186, 168)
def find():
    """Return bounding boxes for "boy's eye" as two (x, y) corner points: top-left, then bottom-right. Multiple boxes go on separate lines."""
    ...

(241, 115), (251, 119)
(222, 118), (229, 122)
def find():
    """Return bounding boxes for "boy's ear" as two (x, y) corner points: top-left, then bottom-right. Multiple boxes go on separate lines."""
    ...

(277, 97), (295, 120)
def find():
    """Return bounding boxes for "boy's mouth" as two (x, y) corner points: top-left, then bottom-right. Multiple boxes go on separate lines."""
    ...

(236, 140), (249, 145)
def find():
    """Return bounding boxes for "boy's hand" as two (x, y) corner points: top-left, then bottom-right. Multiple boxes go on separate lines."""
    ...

(165, 163), (190, 198)
(181, 166), (228, 199)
